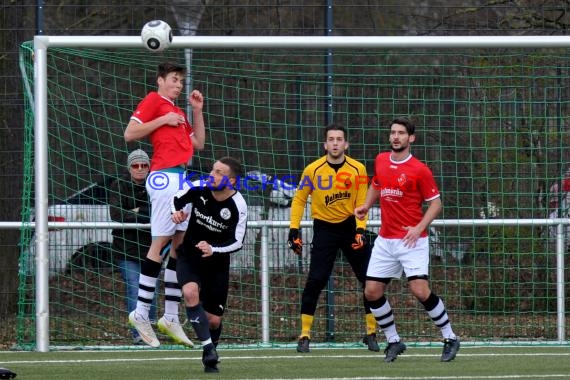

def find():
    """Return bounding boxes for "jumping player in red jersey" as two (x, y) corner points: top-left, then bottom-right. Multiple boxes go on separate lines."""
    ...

(124, 62), (206, 348)
(354, 116), (460, 363)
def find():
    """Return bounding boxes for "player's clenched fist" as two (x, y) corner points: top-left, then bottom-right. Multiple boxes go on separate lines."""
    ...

(189, 89), (204, 109)
(354, 205), (368, 221)
(171, 210), (188, 224)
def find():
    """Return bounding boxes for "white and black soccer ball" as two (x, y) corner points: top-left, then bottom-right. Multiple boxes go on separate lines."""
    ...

(141, 20), (172, 52)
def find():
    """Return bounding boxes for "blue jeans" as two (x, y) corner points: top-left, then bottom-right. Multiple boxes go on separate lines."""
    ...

(118, 259), (158, 338)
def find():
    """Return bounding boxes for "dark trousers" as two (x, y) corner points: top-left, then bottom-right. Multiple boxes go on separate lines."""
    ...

(300, 217), (371, 315)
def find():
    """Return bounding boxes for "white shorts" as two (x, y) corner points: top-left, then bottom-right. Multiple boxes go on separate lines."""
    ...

(146, 170), (191, 237)
(367, 236), (430, 279)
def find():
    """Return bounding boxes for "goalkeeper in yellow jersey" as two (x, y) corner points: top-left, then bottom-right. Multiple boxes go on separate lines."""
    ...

(288, 124), (378, 353)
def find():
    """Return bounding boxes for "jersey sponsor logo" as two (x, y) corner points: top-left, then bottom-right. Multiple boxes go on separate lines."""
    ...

(324, 190), (351, 206)
(193, 208), (228, 232)
(380, 188), (404, 198)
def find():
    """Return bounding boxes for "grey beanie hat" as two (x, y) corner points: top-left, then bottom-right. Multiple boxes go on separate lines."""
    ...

(127, 149), (150, 167)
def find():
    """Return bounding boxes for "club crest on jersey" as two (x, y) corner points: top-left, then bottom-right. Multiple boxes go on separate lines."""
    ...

(220, 208), (231, 220)
(397, 173), (407, 187)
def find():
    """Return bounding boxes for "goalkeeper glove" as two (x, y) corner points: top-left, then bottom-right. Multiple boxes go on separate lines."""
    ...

(351, 228), (366, 250)
(287, 228), (303, 255)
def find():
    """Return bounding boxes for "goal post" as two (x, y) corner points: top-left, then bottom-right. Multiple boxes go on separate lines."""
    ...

(24, 35), (570, 352)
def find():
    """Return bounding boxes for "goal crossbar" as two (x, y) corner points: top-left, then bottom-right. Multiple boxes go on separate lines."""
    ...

(35, 35), (570, 49)
(31, 35), (570, 352)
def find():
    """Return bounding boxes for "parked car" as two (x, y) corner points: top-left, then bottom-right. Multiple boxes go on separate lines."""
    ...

(24, 176), (116, 275)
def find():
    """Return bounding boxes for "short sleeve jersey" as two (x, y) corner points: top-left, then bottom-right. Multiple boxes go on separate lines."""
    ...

(130, 91), (194, 171)
(372, 152), (440, 239)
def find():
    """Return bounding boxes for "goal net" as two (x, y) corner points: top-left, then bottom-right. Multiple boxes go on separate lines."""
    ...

(17, 38), (570, 349)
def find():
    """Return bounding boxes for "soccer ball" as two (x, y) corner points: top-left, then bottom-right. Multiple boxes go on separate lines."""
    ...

(141, 20), (172, 52)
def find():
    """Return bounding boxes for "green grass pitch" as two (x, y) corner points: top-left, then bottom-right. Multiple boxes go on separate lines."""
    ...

(1, 345), (570, 379)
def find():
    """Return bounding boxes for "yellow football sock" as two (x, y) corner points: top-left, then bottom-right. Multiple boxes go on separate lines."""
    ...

(300, 314), (314, 339)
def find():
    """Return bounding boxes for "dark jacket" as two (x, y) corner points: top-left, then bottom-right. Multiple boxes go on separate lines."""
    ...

(109, 174), (151, 262)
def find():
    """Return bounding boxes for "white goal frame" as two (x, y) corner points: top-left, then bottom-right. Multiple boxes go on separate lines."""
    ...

(33, 35), (570, 352)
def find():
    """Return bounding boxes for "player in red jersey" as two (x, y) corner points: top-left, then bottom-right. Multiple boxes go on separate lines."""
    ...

(124, 62), (206, 348)
(354, 117), (460, 363)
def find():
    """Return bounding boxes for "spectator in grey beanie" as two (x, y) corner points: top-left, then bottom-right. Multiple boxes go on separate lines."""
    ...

(109, 149), (158, 345)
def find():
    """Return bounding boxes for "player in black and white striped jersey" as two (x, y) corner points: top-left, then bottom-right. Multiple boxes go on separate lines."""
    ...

(171, 156), (248, 373)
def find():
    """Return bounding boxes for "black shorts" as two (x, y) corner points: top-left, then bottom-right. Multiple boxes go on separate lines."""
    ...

(176, 244), (230, 317)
